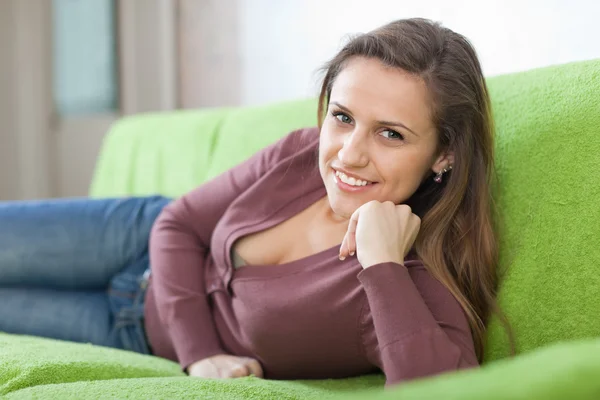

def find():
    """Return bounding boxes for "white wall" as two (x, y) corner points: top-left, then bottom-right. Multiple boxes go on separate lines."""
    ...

(238, 0), (600, 105)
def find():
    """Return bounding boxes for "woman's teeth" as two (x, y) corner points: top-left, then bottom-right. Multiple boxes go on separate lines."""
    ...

(335, 170), (371, 186)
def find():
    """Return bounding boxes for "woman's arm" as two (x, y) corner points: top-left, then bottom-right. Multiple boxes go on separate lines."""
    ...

(149, 127), (317, 370)
(358, 261), (478, 387)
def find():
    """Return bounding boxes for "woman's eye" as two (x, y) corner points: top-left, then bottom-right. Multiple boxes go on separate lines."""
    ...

(380, 129), (404, 141)
(334, 112), (352, 124)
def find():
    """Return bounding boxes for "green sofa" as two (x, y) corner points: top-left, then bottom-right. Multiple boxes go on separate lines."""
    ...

(1, 59), (599, 399)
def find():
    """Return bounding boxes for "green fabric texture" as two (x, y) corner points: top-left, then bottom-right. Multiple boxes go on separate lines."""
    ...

(0, 333), (183, 396)
(89, 108), (231, 198)
(204, 98), (318, 180)
(90, 99), (318, 198)
(5, 58), (597, 398)
(3, 333), (600, 399)
(484, 59), (600, 361)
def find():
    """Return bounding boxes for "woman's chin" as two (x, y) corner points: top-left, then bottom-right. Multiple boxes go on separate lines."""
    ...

(326, 197), (360, 221)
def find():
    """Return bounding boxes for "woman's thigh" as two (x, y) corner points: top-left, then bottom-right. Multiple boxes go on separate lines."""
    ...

(0, 287), (121, 348)
(0, 196), (170, 290)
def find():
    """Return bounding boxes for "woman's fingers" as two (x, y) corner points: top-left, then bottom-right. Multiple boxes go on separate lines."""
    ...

(229, 358), (262, 378)
(244, 358), (264, 378)
(346, 208), (359, 256)
(339, 207), (360, 260)
(346, 226), (356, 257)
(229, 363), (249, 378)
(339, 234), (348, 260)
(187, 355), (264, 380)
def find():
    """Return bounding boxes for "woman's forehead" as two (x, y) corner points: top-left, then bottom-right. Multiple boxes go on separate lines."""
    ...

(330, 57), (434, 133)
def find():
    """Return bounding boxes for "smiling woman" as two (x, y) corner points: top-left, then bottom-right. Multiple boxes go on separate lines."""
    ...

(319, 58), (446, 217)
(0, 18), (512, 388)
(318, 18), (514, 362)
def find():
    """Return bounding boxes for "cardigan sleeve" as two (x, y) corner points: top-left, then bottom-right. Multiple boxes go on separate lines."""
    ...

(357, 261), (479, 386)
(149, 127), (317, 370)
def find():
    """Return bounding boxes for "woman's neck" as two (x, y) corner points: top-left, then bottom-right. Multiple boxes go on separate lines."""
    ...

(313, 195), (350, 227)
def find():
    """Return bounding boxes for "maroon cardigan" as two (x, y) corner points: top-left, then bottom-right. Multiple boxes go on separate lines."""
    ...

(145, 127), (477, 386)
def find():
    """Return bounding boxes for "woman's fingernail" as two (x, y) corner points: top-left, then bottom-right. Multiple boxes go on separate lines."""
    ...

(339, 255), (346, 261)
(349, 251), (355, 256)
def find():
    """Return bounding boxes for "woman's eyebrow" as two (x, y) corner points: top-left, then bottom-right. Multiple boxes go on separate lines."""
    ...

(330, 101), (419, 137)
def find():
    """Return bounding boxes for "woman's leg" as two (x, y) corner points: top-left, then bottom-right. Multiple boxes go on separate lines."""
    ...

(0, 196), (171, 349)
(0, 196), (170, 289)
(0, 288), (121, 347)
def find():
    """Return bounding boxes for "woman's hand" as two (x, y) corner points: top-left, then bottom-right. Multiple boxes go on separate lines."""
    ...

(187, 354), (264, 379)
(339, 201), (421, 269)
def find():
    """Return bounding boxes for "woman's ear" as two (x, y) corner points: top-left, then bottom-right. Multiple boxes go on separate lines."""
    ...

(431, 150), (455, 173)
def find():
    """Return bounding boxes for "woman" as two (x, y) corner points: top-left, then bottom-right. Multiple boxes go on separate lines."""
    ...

(0, 18), (510, 386)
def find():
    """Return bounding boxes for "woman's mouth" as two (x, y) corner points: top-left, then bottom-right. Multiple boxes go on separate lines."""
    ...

(332, 168), (377, 193)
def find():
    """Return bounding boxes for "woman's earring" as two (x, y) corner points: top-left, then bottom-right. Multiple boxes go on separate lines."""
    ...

(434, 165), (452, 183)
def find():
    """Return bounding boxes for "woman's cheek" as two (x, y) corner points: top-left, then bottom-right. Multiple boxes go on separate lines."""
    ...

(319, 130), (338, 157)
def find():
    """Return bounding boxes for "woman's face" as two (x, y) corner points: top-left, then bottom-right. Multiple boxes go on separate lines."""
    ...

(319, 56), (453, 219)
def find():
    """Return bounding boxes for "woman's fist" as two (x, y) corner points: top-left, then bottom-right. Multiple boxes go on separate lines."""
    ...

(339, 201), (420, 268)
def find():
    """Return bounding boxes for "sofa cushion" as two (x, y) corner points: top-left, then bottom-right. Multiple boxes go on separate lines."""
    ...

(483, 59), (600, 360)
(2, 333), (600, 399)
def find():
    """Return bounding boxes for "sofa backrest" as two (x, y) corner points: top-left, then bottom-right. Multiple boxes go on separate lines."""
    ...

(90, 100), (318, 198)
(90, 59), (600, 362)
(481, 59), (600, 360)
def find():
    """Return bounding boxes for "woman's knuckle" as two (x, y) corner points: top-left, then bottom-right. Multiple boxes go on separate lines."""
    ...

(402, 204), (412, 212)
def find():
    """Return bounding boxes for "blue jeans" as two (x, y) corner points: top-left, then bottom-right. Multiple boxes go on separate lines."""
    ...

(0, 196), (171, 354)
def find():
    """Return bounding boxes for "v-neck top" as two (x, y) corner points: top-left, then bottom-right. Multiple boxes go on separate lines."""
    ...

(144, 127), (478, 386)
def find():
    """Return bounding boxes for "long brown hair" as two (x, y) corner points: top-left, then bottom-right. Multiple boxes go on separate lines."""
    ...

(318, 18), (514, 361)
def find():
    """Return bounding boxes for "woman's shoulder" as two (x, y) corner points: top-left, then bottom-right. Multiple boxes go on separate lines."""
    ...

(277, 126), (320, 157)
(255, 127), (320, 173)
(268, 127), (321, 178)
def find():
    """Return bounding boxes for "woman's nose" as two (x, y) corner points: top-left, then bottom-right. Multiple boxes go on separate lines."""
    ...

(338, 129), (369, 168)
